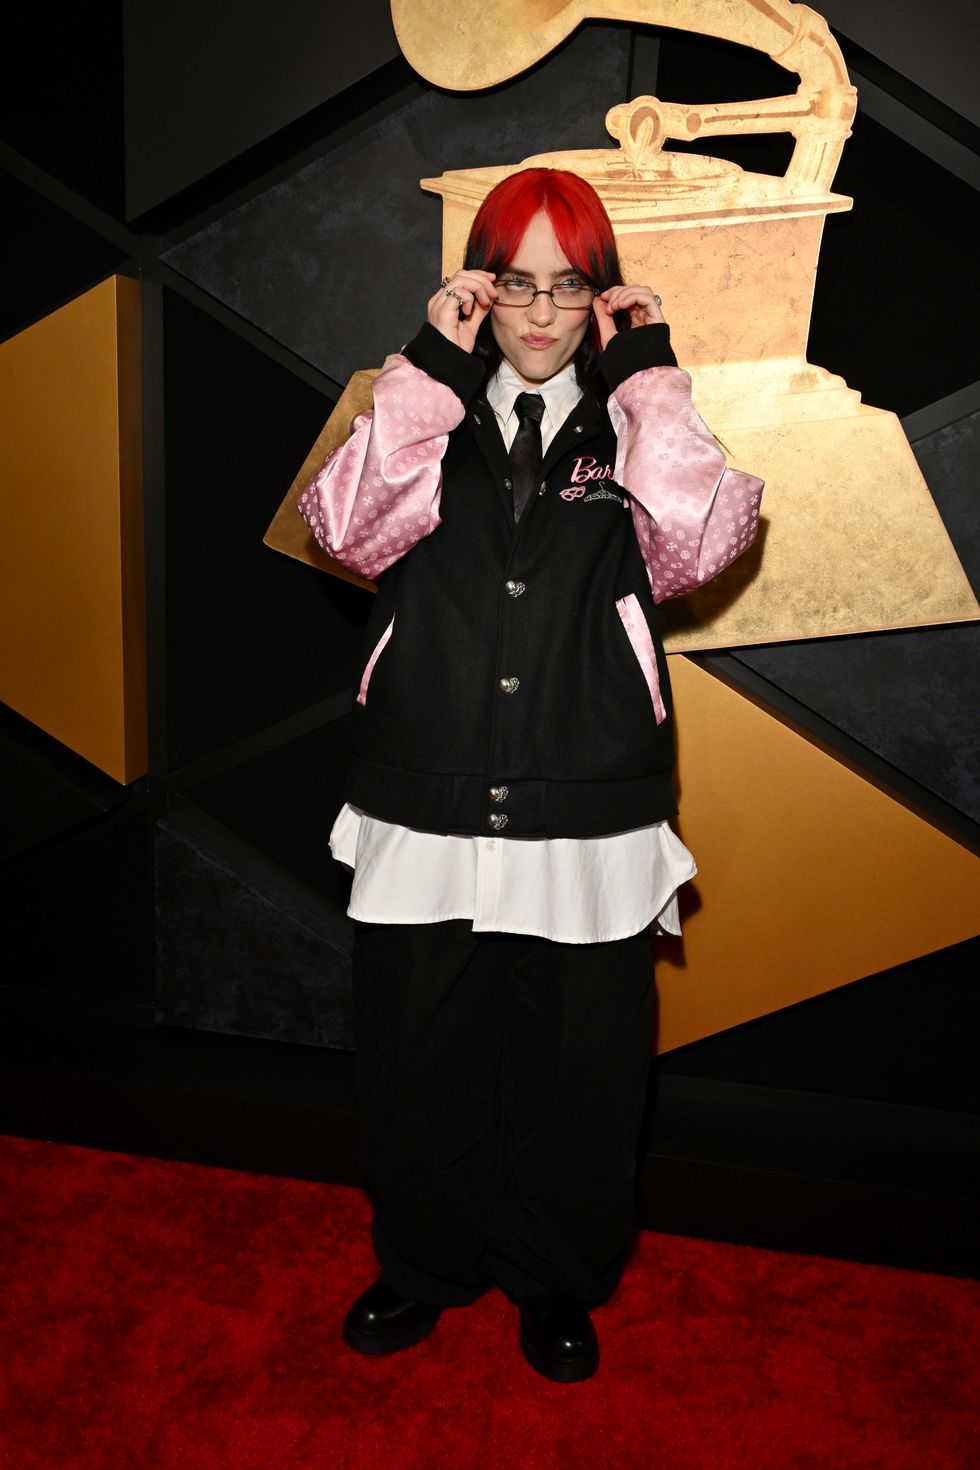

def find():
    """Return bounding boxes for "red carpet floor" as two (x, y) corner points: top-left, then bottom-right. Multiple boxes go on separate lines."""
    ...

(1, 1132), (978, 1469)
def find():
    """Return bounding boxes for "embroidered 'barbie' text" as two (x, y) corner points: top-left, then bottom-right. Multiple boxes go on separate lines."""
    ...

(569, 455), (615, 483)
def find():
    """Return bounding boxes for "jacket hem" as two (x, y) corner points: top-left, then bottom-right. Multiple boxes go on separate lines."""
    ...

(343, 755), (679, 839)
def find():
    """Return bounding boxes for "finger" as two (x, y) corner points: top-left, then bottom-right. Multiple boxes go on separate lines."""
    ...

(604, 288), (644, 316)
(607, 287), (648, 310)
(437, 284), (473, 317)
(447, 270), (498, 307)
(592, 296), (616, 348)
(609, 287), (664, 325)
(441, 279), (495, 316)
(466, 297), (493, 335)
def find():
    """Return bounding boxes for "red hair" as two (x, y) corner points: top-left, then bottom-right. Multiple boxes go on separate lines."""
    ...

(463, 167), (626, 382)
(464, 167), (621, 288)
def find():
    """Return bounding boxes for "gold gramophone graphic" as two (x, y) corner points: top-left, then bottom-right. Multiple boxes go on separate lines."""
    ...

(267, 0), (978, 651)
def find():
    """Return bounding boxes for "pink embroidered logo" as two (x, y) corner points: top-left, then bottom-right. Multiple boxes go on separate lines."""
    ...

(558, 456), (627, 505)
(569, 455), (615, 484)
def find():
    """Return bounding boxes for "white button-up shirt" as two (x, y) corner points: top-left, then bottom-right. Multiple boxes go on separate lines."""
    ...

(328, 358), (698, 944)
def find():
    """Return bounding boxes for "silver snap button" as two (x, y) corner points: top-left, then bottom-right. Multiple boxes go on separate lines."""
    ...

(498, 676), (520, 694)
(489, 785), (509, 802)
(573, 425), (583, 433)
(488, 813), (509, 830)
(504, 477), (512, 490)
(473, 413), (482, 424)
(505, 580), (526, 597)
(538, 481), (546, 495)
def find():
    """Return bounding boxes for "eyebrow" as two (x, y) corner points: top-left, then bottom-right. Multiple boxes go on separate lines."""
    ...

(500, 265), (580, 277)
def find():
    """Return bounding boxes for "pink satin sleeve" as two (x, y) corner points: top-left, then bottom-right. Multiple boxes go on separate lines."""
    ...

(607, 366), (764, 604)
(295, 353), (466, 581)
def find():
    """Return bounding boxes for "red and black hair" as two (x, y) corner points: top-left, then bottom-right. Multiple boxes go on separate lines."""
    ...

(462, 166), (629, 397)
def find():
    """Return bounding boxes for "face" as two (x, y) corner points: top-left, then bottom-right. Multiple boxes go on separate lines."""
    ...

(490, 210), (593, 387)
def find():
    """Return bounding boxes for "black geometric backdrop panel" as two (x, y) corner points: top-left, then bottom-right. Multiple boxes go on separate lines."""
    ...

(1, 2), (976, 1116)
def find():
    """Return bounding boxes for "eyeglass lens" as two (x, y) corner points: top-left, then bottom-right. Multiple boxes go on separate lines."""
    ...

(495, 279), (595, 309)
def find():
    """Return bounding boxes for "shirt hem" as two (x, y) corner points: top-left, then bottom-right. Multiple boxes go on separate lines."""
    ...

(346, 904), (678, 945)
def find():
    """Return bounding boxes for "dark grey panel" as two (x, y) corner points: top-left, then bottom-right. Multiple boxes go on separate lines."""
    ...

(848, 67), (980, 192)
(0, 168), (129, 343)
(161, 22), (633, 387)
(908, 407), (980, 594)
(162, 286), (370, 770)
(0, 702), (126, 864)
(2, 809), (155, 1011)
(659, 937), (980, 1113)
(819, 0), (980, 129)
(184, 712), (357, 915)
(124, 0), (400, 218)
(733, 624), (980, 823)
(155, 808), (353, 1048)
(0, 13), (124, 217)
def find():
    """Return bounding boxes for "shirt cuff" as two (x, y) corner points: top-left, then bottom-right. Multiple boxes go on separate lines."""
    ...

(597, 322), (678, 393)
(400, 321), (487, 405)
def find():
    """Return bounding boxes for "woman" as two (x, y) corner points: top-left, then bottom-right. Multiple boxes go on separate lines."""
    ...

(296, 167), (763, 1382)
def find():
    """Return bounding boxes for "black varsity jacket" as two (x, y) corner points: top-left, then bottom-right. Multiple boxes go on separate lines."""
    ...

(296, 321), (764, 838)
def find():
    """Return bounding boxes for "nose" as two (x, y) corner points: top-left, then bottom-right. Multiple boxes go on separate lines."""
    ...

(527, 290), (557, 328)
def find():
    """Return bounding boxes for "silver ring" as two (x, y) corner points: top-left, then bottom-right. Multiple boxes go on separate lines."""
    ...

(440, 276), (451, 287)
(445, 288), (464, 307)
(654, 294), (662, 306)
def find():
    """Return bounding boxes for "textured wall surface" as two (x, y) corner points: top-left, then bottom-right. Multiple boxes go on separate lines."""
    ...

(161, 23), (634, 389)
(2, 6), (977, 1100)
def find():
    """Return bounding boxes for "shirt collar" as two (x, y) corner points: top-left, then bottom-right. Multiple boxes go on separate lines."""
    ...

(485, 358), (583, 444)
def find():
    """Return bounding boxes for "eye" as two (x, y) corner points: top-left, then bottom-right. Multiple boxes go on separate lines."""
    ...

(556, 275), (587, 291)
(499, 276), (531, 290)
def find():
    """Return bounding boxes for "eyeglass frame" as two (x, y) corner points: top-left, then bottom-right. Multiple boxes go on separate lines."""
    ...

(491, 280), (601, 311)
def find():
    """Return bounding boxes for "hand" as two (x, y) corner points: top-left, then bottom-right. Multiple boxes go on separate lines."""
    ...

(592, 284), (665, 350)
(427, 270), (498, 353)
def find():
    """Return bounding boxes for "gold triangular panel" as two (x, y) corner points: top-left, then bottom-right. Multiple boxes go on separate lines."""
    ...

(654, 655), (980, 1052)
(0, 276), (146, 783)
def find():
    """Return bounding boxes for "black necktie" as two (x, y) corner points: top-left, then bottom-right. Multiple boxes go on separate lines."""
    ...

(509, 392), (546, 522)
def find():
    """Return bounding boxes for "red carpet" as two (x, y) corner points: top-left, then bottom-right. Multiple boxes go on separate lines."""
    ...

(1, 1132), (977, 1469)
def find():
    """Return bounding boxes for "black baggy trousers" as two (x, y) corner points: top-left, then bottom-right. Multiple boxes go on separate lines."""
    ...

(351, 916), (656, 1308)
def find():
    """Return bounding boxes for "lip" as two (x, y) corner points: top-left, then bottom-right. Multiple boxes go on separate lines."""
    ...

(520, 335), (557, 349)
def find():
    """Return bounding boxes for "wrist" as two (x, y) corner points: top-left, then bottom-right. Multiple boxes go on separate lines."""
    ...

(597, 321), (677, 393)
(401, 321), (485, 403)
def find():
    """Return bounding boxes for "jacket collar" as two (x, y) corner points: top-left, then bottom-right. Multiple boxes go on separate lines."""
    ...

(485, 359), (581, 450)
(464, 383), (609, 519)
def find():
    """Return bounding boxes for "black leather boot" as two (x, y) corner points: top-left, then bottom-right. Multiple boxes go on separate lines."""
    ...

(517, 1294), (600, 1381)
(343, 1278), (444, 1355)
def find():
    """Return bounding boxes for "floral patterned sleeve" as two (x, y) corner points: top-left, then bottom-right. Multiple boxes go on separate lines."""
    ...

(295, 351), (467, 581)
(607, 365), (764, 604)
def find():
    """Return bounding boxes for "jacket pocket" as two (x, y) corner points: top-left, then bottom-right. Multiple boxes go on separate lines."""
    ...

(356, 613), (395, 706)
(614, 593), (666, 724)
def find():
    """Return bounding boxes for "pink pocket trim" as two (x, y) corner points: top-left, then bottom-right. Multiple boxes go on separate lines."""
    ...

(615, 593), (666, 724)
(356, 614), (395, 706)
